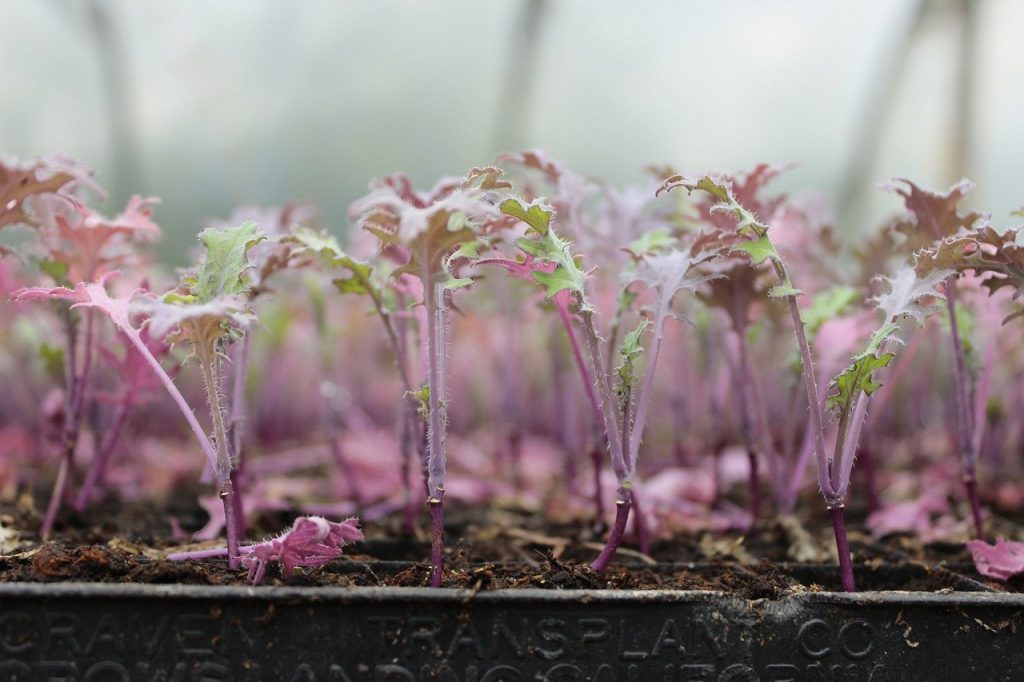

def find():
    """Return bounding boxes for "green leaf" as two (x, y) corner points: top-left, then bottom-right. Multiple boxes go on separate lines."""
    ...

(281, 227), (380, 299)
(515, 230), (587, 300)
(826, 352), (895, 416)
(38, 342), (65, 382)
(730, 234), (779, 265)
(500, 198), (551, 235)
(625, 229), (676, 260)
(614, 319), (650, 396)
(405, 385), (430, 420)
(195, 222), (266, 303)
(803, 286), (859, 338)
(443, 238), (486, 290)
(768, 280), (803, 298)
(39, 258), (70, 286)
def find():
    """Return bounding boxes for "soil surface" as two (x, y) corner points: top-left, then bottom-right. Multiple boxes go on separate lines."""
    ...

(1, 490), (1019, 595)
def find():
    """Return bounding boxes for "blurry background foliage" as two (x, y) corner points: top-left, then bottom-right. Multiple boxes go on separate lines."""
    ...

(1, 0), (1019, 264)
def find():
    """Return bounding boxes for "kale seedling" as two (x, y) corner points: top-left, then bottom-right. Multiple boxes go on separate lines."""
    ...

(662, 175), (951, 591)
(884, 179), (987, 536)
(350, 168), (511, 586)
(492, 197), (721, 570)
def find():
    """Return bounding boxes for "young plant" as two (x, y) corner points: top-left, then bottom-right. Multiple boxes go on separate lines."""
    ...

(168, 515), (364, 585)
(73, 324), (172, 511)
(475, 204), (610, 526)
(280, 227), (419, 523)
(11, 273), (231, 554)
(17, 189), (159, 537)
(143, 222), (266, 567)
(493, 197), (721, 570)
(660, 174), (951, 591)
(350, 168), (512, 586)
(884, 179), (987, 536)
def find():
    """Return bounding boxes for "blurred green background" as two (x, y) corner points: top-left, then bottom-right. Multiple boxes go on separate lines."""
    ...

(1, 0), (1019, 263)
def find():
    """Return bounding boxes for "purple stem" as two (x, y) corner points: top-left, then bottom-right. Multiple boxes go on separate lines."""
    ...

(631, 485), (652, 556)
(944, 279), (984, 537)
(42, 309), (98, 538)
(40, 456), (70, 539)
(73, 397), (131, 512)
(556, 300), (604, 431)
(772, 262), (833, 502)
(746, 448), (761, 526)
(423, 276), (449, 585)
(588, 446), (606, 531)
(229, 468), (245, 543)
(964, 477), (984, 538)
(114, 323), (238, 568)
(830, 505), (856, 592)
(591, 497), (631, 573)
(725, 328), (763, 524)
(579, 312), (627, 486)
(556, 300), (606, 522)
(429, 496), (445, 587)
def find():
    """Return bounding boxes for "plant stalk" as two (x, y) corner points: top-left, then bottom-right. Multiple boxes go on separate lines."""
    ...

(591, 497), (631, 573)
(944, 279), (984, 537)
(196, 339), (241, 569)
(73, 397), (131, 512)
(829, 505), (856, 592)
(424, 278), (449, 585)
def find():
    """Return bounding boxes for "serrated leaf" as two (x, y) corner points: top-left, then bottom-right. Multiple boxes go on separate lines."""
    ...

(624, 228), (675, 260)
(195, 222), (266, 303)
(768, 281), (803, 298)
(873, 266), (953, 326)
(514, 230), (587, 299)
(614, 319), (650, 396)
(826, 352), (894, 416)
(280, 227), (380, 299)
(731, 234), (778, 265)
(500, 198), (551, 235)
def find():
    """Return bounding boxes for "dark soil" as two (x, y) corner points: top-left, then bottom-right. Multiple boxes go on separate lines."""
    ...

(0, 490), (1018, 595)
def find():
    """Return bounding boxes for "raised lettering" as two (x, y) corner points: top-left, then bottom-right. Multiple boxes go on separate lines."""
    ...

(717, 663), (758, 681)
(798, 620), (832, 660)
(542, 664), (582, 681)
(765, 663), (800, 681)
(374, 664), (414, 681)
(85, 661), (129, 681)
(535, 620), (568, 661)
(651, 619), (682, 658)
(176, 615), (215, 657)
(446, 621), (485, 659)
(680, 663), (715, 681)
(838, 621), (873, 660)
(0, 612), (33, 654)
(480, 665), (522, 682)
(409, 618), (442, 658)
(488, 621), (523, 660)
(616, 619), (647, 661)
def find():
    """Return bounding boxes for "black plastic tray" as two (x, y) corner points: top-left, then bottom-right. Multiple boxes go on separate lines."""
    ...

(0, 577), (1022, 681)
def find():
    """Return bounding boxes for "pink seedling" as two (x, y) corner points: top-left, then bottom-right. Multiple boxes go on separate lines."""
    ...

(966, 538), (1024, 581)
(350, 167), (513, 586)
(168, 515), (363, 585)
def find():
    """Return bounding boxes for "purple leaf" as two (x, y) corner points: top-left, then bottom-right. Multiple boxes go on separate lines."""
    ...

(241, 516), (363, 584)
(966, 538), (1024, 581)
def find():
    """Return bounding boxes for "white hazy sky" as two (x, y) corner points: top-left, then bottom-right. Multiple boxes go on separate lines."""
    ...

(1, 0), (1021, 260)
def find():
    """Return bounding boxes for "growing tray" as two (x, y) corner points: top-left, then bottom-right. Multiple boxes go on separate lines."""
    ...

(1, 568), (1022, 682)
